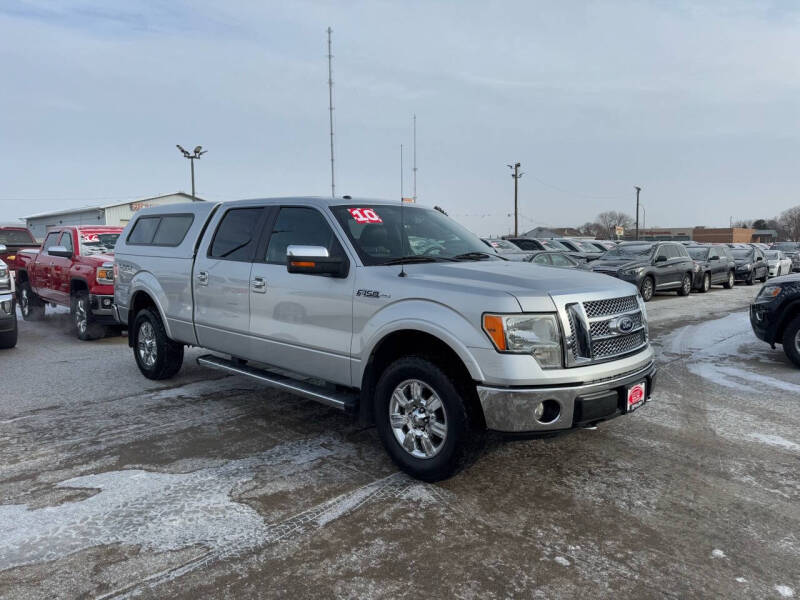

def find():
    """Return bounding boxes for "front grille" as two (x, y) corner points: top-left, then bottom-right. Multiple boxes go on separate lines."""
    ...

(583, 295), (639, 318)
(563, 294), (648, 366)
(592, 330), (647, 359)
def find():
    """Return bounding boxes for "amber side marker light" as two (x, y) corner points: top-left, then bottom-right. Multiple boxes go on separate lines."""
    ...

(291, 261), (316, 268)
(482, 314), (507, 351)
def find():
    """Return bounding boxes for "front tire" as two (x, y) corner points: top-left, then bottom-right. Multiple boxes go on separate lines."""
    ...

(72, 292), (106, 341)
(746, 271), (755, 286)
(18, 282), (45, 321)
(699, 272), (711, 293)
(723, 271), (735, 289)
(677, 273), (692, 296)
(783, 315), (800, 369)
(132, 308), (184, 380)
(639, 276), (654, 302)
(374, 356), (482, 482)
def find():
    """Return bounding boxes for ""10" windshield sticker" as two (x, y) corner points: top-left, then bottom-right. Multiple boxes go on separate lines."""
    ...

(348, 208), (383, 224)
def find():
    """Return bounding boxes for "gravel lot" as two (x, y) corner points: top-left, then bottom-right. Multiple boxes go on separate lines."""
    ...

(1, 284), (799, 599)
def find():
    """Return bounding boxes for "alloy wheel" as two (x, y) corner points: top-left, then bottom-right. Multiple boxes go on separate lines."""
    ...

(74, 298), (88, 335)
(389, 379), (448, 459)
(137, 321), (157, 368)
(683, 275), (691, 294)
(641, 278), (654, 301)
(20, 288), (29, 316)
(703, 273), (710, 292)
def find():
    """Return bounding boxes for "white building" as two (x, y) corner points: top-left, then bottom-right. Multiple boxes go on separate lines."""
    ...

(24, 193), (203, 240)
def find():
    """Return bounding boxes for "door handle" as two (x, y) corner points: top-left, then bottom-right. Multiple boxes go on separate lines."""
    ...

(251, 277), (266, 293)
(197, 271), (208, 285)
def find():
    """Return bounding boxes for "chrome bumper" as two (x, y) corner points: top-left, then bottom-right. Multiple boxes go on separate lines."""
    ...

(0, 292), (15, 330)
(477, 361), (656, 433)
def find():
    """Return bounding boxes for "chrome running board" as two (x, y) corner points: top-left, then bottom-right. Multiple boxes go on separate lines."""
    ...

(197, 354), (357, 411)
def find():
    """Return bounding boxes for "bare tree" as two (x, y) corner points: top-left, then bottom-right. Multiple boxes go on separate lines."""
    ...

(577, 221), (603, 237)
(778, 206), (800, 241)
(596, 211), (634, 238)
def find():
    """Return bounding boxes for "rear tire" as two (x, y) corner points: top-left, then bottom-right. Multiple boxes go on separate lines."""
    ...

(18, 281), (45, 321)
(72, 292), (106, 341)
(723, 271), (734, 289)
(132, 308), (184, 380)
(374, 356), (483, 482)
(0, 316), (17, 349)
(677, 273), (692, 296)
(639, 276), (654, 302)
(783, 315), (800, 369)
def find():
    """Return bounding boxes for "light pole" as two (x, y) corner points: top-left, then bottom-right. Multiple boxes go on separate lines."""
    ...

(507, 162), (523, 236)
(177, 145), (207, 199)
(634, 186), (642, 240)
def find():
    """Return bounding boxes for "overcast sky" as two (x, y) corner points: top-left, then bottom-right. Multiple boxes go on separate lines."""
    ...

(1, 1), (798, 235)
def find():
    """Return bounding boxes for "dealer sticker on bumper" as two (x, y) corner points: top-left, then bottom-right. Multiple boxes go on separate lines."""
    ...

(626, 381), (647, 412)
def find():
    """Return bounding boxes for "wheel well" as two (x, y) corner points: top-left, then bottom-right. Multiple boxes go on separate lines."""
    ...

(128, 291), (158, 346)
(70, 278), (88, 295)
(776, 302), (800, 344)
(358, 329), (482, 427)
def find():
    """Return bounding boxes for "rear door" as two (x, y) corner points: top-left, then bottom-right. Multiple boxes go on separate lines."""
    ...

(193, 206), (269, 357)
(653, 245), (676, 288)
(248, 205), (355, 386)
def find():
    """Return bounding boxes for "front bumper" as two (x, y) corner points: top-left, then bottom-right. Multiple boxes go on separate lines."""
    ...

(0, 293), (16, 332)
(750, 302), (778, 344)
(477, 360), (657, 433)
(89, 294), (117, 324)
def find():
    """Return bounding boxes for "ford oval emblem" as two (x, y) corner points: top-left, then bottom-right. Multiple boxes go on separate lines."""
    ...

(618, 316), (634, 333)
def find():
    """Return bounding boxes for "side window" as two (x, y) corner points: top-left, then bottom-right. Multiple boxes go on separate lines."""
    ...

(265, 207), (343, 264)
(59, 231), (73, 253)
(209, 208), (264, 261)
(532, 253), (551, 265)
(152, 215), (194, 246)
(128, 217), (160, 245)
(43, 232), (60, 252)
(550, 253), (573, 266)
(708, 248), (718, 260)
(655, 245), (668, 260)
(676, 245), (689, 257)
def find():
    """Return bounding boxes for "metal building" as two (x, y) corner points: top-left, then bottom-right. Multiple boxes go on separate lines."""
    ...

(23, 193), (203, 240)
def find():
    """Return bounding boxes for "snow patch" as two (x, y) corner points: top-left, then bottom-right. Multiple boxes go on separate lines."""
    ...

(554, 556), (571, 566)
(775, 585), (795, 598)
(749, 433), (800, 453)
(735, 577), (747, 583)
(711, 549), (726, 558)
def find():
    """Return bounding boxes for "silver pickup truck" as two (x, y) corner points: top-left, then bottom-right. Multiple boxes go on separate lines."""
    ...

(114, 197), (655, 481)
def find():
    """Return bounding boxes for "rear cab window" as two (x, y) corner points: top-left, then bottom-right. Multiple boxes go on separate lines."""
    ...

(127, 215), (194, 247)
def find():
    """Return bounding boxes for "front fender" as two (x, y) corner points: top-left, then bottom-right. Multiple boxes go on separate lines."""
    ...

(354, 299), (491, 386)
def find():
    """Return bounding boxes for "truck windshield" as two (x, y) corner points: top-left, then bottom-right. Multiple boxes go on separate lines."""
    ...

(80, 233), (121, 256)
(603, 244), (654, 258)
(0, 229), (36, 245)
(332, 205), (497, 265)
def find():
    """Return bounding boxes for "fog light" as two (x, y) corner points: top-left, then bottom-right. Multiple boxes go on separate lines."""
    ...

(102, 298), (112, 307)
(534, 399), (561, 424)
(1, 300), (11, 314)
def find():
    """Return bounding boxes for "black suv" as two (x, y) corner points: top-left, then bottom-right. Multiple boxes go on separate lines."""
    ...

(750, 273), (800, 367)
(590, 241), (694, 301)
(686, 245), (736, 292)
(731, 246), (769, 285)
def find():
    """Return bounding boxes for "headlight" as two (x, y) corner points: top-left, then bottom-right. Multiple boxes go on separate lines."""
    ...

(740, 263), (752, 271)
(0, 266), (9, 291)
(756, 285), (782, 302)
(621, 267), (644, 277)
(482, 313), (562, 368)
(96, 263), (114, 285)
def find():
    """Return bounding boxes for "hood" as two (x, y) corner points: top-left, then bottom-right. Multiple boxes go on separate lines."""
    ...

(590, 257), (649, 271)
(404, 260), (637, 311)
(83, 252), (115, 264)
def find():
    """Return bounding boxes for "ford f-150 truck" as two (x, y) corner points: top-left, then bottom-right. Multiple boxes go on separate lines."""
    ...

(14, 226), (123, 340)
(0, 245), (17, 349)
(114, 198), (656, 481)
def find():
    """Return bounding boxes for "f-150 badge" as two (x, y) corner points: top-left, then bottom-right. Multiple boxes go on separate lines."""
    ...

(356, 289), (389, 298)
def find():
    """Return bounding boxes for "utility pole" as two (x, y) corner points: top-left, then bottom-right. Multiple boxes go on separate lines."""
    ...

(327, 27), (336, 198)
(176, 145), (206, 199)
(412, 114), (417, 202)
(634, 186), (642, 240)
(507, 163), (523, 236)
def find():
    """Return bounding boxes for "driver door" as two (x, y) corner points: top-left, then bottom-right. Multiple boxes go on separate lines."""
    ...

(248, 206), (355, 386)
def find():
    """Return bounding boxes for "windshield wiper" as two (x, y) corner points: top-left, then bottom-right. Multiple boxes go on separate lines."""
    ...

(451, 251), (504, 261)
(382, 255), (456, 265)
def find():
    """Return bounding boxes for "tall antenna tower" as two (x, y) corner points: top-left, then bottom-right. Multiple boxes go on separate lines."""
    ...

(327, 27), (335, 198)
(400, 144), (404, 199)
(412, 114), (417, 202)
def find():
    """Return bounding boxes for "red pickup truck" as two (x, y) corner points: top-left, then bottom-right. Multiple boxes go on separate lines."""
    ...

(14, 226), (123, 340)
(0, 225), (39, 265)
